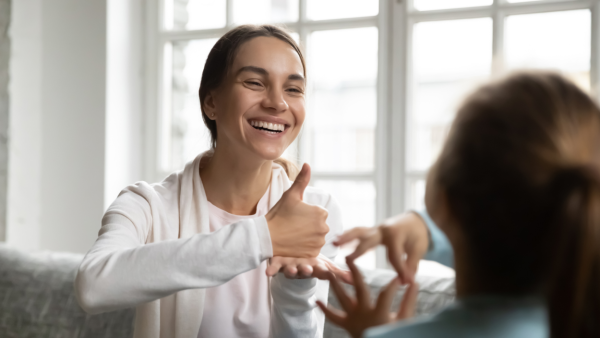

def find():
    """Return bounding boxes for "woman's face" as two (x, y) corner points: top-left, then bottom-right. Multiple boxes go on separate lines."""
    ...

(206, 36), (306, 161)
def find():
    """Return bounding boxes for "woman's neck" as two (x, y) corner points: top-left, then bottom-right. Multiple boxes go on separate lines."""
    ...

(199, 146), (272, 215)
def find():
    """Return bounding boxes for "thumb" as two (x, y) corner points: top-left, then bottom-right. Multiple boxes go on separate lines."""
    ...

(288, 163), (311, 200)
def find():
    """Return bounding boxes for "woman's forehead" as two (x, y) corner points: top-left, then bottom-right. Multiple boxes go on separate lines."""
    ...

(232, 36), (304, 75)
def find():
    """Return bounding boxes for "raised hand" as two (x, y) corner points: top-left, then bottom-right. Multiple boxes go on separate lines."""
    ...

(266, 255), (353, 284)
(334, 212), (429, 284)
(316, 258), (419, 338)
(266, 163), (329, 258)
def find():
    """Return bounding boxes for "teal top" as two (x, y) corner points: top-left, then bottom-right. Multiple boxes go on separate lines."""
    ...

(364, 210), (550, 338)
(365, 295), (549, 338)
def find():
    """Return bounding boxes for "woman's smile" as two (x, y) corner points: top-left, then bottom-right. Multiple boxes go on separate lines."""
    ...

(247, 117), (290, 139)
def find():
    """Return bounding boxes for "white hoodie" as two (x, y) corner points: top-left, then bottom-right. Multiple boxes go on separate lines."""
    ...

(74, 152), (343, 338)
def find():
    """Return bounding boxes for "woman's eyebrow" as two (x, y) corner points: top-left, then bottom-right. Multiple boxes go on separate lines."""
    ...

(236, 66), (304, 82)
(237, 66), (268, 76)
(288, 74), (305, 82)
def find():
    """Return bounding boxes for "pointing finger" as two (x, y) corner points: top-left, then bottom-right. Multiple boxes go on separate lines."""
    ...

(316, 301), (346, 327)
(397, 282), (419, 320)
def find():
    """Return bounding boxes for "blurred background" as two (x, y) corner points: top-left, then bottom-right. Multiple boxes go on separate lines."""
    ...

(1, 0), (595, 269)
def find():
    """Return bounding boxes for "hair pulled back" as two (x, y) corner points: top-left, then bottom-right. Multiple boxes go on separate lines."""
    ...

(431, 72), (600, 338)
(198, 25), (305, 179)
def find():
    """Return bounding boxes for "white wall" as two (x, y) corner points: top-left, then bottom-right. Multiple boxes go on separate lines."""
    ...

(8, 0), (108, 253)
(105, 0), (144, 210)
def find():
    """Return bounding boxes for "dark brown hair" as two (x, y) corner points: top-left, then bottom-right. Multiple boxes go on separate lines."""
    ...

(198, 25), (305, 179)
(430, 72), (600, 337)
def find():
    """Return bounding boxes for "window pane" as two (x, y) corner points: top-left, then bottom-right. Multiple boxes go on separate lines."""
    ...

(306, 27), (378, 172)
(406, 178), (426, 211)
(307, 0), (378, 20)
(233, 0), (299, 24)
(505, 10), (591, 91)
(167, 39), (216, 171)
(313, 180), (376, 269)
(414, 0), (492, 11)
(166, 0), (226, 30)
(409, 18), (492, 172)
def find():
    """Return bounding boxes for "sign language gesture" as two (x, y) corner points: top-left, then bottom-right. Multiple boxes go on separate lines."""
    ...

(266, 254), (353, 284)
(334, 212), (429, 284)
(266, 163), (330, 258)
(316, 258), (419, 338)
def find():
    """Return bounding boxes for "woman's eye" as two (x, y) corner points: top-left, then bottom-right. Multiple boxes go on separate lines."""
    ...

(246, 81), (262, 87)
(287, 88), (303, 94)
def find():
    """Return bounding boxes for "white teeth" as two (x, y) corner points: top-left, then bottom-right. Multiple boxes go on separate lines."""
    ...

(250, 120), (286, 132)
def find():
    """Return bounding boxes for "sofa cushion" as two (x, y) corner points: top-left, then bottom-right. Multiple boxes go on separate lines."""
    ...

(0, 244), (134, 338)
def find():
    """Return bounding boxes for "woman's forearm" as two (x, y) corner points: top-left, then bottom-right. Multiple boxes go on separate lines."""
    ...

(75, 213), (272, 314)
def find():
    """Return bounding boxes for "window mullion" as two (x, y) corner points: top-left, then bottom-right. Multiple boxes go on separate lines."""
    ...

(591, 1), (600, 99)
(391, 0), (409, 217)
(226, 0), (234, 28)
(492, 1), (505, 77)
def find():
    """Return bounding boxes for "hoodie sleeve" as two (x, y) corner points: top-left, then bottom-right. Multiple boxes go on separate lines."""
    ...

(416, 209), (454, 268)
(74, 187), (273, 314)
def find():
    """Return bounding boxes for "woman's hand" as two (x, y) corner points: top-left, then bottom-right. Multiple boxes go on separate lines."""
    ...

(316, 258), (419, 338)
(334, 212), (429, 284)
(266, 255), (353, 284)
(266, 163), (330, 258)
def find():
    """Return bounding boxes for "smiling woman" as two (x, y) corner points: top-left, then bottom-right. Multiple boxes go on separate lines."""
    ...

(74, 25), (346, 338)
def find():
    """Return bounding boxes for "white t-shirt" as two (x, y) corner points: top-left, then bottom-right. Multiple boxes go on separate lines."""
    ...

(197, 187), (272, 338)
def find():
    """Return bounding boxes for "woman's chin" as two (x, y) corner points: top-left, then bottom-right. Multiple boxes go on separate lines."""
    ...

(251, 146), (286, 161)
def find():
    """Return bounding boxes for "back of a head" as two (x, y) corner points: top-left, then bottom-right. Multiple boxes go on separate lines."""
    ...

(431, 72), (600, 338)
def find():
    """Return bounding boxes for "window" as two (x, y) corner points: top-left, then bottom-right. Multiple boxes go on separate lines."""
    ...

(403, 0), (593, 217)
(146, 0), (597, 270)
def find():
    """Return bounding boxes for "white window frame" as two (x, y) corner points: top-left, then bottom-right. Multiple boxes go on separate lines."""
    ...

(144, 0), (600, 269)
(391, 0), (600, 216)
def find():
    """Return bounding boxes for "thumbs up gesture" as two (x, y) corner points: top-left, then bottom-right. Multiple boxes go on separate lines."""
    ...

(266, 163), (329, 258)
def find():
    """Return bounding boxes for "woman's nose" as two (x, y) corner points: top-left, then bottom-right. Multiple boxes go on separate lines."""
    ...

(263, 88), (289, 113)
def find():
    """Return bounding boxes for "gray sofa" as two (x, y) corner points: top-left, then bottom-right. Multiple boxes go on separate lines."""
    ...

(0, 244), (455, 338)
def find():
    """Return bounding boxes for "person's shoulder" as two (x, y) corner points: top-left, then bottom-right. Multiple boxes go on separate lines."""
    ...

(364, 311), (459, 338)
(365, 302), (549, 338)
(113, 170), (183, 209)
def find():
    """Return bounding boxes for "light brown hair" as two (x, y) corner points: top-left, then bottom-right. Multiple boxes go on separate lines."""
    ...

(198, 24), (303, 179)
(430, 72), (600, 337)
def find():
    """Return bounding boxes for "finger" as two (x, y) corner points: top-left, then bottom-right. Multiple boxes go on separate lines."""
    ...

(266, 260), (283, 277)
(283, 265), (298, 279)
(298, 264), (313, 278)
(346, 233), (381, 261)
(397, 282), (419, 320)
(332, 267), (354, 285)
(405, 246), (426, 284)
(311, 264), (335, 281)
(287, 163), (311, 200)
(327, 271), (354, 311)
(386, 236), (410, 284)
(346, 257), (370, 307)
(316, 300), (346, 327)
(325, 261), (354, 285)
(333, 227), (368, 246)
(375, 277), (399, 313)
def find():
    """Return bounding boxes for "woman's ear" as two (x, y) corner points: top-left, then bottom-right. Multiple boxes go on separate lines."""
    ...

(203, 91), (218, 120)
